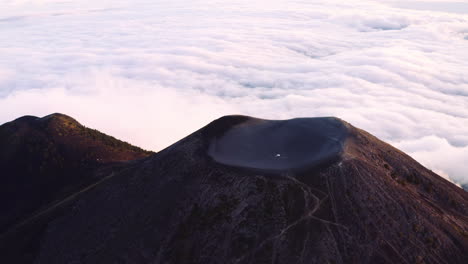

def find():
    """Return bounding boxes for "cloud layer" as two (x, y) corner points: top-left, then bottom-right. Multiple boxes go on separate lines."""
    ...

(1, 0), (467, 187)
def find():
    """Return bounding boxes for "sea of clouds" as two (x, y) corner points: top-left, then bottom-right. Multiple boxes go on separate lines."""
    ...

(0, 0), (467, 187)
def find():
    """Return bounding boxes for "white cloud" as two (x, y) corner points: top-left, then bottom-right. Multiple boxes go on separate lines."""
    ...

(0, 0), (467, 186)
(393, 136), (468, 187)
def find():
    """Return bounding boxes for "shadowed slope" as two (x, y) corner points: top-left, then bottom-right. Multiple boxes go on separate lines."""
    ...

(0, 115), (466, 264)
(0, 113), (152, 234)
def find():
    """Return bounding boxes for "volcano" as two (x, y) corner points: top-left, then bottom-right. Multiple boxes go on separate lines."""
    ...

(0, 114), (466, 264)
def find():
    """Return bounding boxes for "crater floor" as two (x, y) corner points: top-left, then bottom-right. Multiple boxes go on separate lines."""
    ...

(208, 117), (348, 171)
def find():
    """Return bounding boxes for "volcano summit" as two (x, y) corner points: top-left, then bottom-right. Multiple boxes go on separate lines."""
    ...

(0, 114), (466, 264)
(208, 117), (347, 171)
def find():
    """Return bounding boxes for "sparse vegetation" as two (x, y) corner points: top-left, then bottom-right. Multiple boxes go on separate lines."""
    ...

(0, 113), (152, 238)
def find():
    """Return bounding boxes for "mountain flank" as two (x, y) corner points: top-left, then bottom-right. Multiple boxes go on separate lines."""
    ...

(0, 114), (466, 264)
(0, 113), (151, 234)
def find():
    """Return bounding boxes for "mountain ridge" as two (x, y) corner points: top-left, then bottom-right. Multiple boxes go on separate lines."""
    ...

(0, 113), (152, 234)
(0, 114), (466, 264)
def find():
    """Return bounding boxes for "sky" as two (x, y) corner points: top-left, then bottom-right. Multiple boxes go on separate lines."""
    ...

(0, 0), (467, 187)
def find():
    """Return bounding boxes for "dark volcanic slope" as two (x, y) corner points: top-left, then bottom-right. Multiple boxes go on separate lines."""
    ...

(0, 113), (151, 234)
(1, 115), (467, 264)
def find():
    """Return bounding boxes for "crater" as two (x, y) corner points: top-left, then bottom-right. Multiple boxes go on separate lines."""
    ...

(208, 117), (348, 171)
